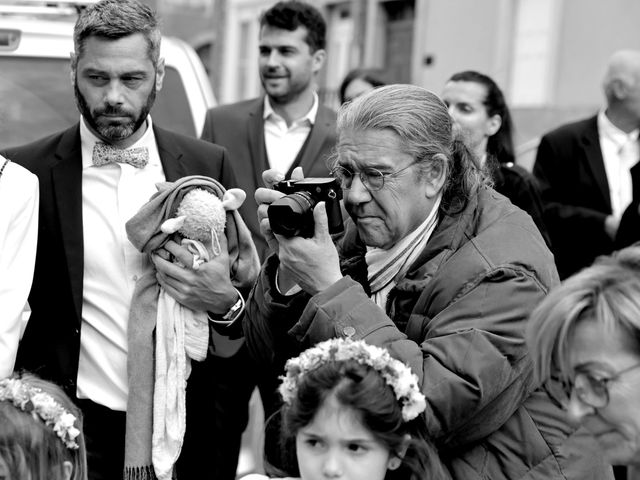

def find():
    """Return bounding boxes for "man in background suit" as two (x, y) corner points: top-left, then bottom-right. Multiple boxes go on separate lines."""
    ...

(2, 1), (258, 479)
(534, 50), (640, 279)
(201, 0), (337, 260)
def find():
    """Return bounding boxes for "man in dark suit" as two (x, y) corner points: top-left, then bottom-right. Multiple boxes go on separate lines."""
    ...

(534, 50), (640, 279)
(2, 1), (258, 479)
(201, 0), (337, 260)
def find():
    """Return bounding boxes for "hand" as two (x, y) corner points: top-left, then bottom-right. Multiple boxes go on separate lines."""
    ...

(276, 201), (343, 295)
(604, 214), (620, 240)
(152, 236), (237, 313)
(255, 167), (305, 254)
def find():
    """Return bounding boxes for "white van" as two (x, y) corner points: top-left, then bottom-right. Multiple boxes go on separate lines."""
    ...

(0, 0), (215, 149)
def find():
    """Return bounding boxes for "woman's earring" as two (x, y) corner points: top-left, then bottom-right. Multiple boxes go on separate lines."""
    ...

(388, 457), (402, 470)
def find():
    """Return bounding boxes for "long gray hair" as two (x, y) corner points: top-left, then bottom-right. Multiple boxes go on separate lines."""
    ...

(335, 84), (488, 214)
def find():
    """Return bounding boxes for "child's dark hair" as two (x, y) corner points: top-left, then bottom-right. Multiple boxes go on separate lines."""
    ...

(260, 1), (326, 52)
(267, 359), (449, 480)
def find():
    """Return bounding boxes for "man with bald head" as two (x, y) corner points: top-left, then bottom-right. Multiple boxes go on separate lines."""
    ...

(534, 49), (640, 279)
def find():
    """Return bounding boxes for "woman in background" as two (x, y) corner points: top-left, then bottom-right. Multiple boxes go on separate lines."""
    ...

(339, 68), (387, 104)
(442, 70), (551, 247)
(0, 156), (38, 378)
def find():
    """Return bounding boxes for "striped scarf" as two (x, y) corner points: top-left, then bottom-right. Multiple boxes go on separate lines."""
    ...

(366, 196), (441, 309)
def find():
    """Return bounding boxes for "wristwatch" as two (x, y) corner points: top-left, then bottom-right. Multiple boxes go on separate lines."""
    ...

(208, 288), (245, 325)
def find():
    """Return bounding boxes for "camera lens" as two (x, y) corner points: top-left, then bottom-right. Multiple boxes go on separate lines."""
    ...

(268, 191), (317, 237)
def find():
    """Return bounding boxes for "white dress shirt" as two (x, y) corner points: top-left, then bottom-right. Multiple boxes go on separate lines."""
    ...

(598, 110), (640, 220)
(263, 93), (319, 175)
(77, 116), (165, 411)
(0, 159), (38, 378)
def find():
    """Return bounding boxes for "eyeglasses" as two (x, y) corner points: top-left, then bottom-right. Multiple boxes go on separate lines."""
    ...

(330, 162), (417, 191)
(552, 361), (640, 409)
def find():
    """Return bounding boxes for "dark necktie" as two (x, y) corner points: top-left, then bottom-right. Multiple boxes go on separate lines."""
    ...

(92, 142), (149, 168)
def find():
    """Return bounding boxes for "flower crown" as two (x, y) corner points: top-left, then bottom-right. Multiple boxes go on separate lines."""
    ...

(279, 338), (427, 422)
(0, 378), (80, 450)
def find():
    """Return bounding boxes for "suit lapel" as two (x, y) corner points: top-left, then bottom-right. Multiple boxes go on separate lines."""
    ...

(581, 118), (612, 211)
(51, 125), (84, 323)
(247, 98), (267, 189)
(295, 105), (334, 175)
(154, 125), (187, 181)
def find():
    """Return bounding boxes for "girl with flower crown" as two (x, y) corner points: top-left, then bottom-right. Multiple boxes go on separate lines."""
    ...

(0, 373), (88, 480)
(243, 338), (450, 480)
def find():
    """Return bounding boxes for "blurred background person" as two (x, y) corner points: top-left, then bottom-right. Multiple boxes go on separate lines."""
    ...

(201, 0), (336, 262)
(0, 157), (38, 379)
(0, 373), (88, 480)
(339, 67), (388, 104)
(533, 50), (640, 279)
(247, 84), (611, 479)
(527, 246), (640, 480)
(442, 70), (550, 247)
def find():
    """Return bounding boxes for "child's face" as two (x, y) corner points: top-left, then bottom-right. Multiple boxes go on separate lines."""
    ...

(295, 395), (399, 480)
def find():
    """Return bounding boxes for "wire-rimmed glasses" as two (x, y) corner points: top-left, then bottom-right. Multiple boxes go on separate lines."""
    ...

(330, 162), (417, 191)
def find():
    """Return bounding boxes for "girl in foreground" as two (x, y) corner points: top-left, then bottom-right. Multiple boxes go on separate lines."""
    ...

(245, 337), (449, 480)
(0, 373), (87, 480)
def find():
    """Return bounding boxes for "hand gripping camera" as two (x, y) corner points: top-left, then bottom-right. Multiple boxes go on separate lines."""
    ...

(267, 177), (344, 238)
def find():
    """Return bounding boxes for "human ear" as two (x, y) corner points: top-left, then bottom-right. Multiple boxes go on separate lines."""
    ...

(311, 48), (326, 74)
(486, 113), (502, 137)
(423, 154), (447, 198)
(387, 434), (412, 471)
(62, 460), (73, 480)
(69, 52), (77, 85)
(155, 57), (166, 92)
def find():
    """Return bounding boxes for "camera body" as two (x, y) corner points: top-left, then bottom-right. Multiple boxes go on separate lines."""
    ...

(268, 177), (344, 238)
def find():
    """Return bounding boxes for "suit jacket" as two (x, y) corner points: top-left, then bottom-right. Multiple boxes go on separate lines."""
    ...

(2, 123), (238, 392)
(533, 115), (615, 278)
(201, 97), (337, 259)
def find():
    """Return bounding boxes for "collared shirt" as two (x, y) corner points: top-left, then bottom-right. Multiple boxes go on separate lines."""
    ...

(77, 116), (165, 411)
(263, 93), (319, 175)
(598, 109), (640, 219)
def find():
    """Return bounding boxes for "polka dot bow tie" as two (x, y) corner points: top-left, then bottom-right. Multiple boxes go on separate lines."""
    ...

(92, 142), (149, 168)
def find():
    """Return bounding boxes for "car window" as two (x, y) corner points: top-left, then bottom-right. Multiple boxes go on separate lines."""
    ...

(0, 57), (195, 149)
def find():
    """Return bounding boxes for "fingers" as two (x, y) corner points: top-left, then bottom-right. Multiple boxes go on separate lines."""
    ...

(255, 186), (284, 206)
(313, 201), (329, 238)
(291, 166), (305, 181)
(262, 169), (284, 189)
(163, 239), (193, 267)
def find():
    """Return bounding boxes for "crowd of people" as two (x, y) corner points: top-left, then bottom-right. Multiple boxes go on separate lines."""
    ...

(1, 0), (639, 480)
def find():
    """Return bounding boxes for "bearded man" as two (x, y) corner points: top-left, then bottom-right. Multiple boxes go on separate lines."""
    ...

(1, 1), (259, 479)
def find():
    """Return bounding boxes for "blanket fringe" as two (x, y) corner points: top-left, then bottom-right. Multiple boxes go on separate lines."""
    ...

(124, 465), (157, 480)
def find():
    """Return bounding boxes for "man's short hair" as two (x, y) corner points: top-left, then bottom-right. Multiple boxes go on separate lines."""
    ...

(260, 1), (326, 52)
(73, 0), (161, 65)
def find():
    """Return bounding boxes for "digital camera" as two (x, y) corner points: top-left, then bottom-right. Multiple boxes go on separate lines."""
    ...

(268, 177), (344, 238)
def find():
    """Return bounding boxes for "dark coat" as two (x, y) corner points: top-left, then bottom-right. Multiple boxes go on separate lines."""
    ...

(533, 115), (615, 278)
(201, 97), (337, 259)
(245, 187), (612, 479)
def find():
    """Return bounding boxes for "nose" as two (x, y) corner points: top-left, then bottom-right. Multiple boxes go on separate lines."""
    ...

(565, 391), (596, 425)
(321, 450), (343, 478)
(266, 50), (281, 68)
(104, 80), (124, 106)
(344, 173), (371, 206)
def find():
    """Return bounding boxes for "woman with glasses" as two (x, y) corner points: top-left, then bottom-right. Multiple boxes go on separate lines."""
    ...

(247, 84), (612, 479)
(527, 246), (640, 471)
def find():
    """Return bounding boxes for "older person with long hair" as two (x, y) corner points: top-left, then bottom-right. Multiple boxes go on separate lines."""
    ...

(246, 84), (612, 479)
(527, 246), (640, 472)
